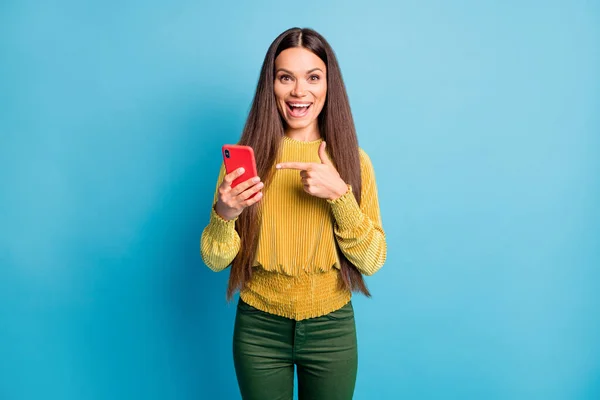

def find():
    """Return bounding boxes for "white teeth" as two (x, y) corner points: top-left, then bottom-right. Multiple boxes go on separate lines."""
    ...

(288, 103), (310, 108)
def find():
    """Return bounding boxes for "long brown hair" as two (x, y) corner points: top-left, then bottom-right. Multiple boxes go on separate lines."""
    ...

(226, 27), (371, 299)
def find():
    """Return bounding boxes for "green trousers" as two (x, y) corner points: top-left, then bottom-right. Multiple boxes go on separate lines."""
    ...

(233, 298), (358, 400)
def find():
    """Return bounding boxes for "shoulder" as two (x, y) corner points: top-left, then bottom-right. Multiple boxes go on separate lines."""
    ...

(357, 147), (378, 183)
(358, 147), (373, 168)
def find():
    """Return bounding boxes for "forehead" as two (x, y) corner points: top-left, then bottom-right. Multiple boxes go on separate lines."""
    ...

(274, 47), (326, 73)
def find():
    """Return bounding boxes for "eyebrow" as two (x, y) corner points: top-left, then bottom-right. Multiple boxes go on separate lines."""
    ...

(276, 68), (324, 75)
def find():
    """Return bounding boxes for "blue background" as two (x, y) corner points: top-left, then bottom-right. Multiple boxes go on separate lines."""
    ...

(1, 1), (599, 399)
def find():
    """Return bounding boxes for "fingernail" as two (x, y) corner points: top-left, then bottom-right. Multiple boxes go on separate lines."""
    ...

(275, 164), (281, 169)
(238, 167), (245, 173)
(253, 177), (260, 183)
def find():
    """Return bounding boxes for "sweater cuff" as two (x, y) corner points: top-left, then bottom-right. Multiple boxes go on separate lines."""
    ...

(327, 184), (363, 231)
(206, 205), (238, 242)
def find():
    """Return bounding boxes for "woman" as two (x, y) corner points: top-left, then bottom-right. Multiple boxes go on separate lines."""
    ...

(200, 27), (387, 400)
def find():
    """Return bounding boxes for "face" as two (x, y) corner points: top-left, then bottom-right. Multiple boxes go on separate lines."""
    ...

(274, 47), (327, 132)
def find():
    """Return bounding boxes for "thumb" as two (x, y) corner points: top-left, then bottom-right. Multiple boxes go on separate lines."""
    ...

(319, 141), (333, 166)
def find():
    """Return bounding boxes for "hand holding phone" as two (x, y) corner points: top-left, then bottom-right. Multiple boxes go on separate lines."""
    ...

(214, 145), (263, 221)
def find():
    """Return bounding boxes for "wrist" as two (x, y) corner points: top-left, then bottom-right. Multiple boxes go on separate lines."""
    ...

(329, 182), (350, 201)
(214, 203), (236, 221)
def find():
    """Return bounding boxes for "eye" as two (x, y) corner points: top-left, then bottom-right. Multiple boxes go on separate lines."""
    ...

(279, 74), (292, 82)
(309, 75), (320, 81)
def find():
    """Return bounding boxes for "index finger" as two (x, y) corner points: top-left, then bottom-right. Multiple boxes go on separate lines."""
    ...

(276, 162), (312, 171)
(223, 167), (245, 185)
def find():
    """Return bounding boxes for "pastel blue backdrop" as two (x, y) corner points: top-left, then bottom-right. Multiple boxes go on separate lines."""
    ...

(1, 1), (598, 399)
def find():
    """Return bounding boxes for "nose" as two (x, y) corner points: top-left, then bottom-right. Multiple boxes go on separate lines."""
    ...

(291, 80), (307, 97)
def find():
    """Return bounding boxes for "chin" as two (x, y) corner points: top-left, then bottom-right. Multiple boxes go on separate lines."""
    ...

(285, 118), (316, 130)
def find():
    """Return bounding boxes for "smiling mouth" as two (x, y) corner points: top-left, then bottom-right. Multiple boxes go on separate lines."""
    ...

(286, 102), (312, 118)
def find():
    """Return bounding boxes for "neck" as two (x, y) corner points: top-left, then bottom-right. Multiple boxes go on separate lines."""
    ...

(285, 123), (321, 142)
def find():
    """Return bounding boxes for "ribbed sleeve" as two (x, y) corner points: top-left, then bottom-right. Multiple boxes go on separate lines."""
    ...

(327, 149), (387, 276)
(200, 163), (241, 272)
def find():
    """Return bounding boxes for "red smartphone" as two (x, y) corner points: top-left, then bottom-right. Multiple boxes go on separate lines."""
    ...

(222, 144), (259, 198)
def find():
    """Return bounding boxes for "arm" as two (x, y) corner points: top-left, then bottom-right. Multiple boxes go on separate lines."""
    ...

(327, 149), (387, 276)
(200, 163), (241, 272)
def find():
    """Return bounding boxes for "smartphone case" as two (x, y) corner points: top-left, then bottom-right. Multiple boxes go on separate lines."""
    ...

(222, 144), (259, 197)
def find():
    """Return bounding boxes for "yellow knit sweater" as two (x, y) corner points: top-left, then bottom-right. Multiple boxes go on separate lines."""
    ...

(200, 135), (386, 320)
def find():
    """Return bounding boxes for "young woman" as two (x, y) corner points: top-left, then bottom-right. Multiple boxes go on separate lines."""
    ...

(201, 27), (387, 400)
